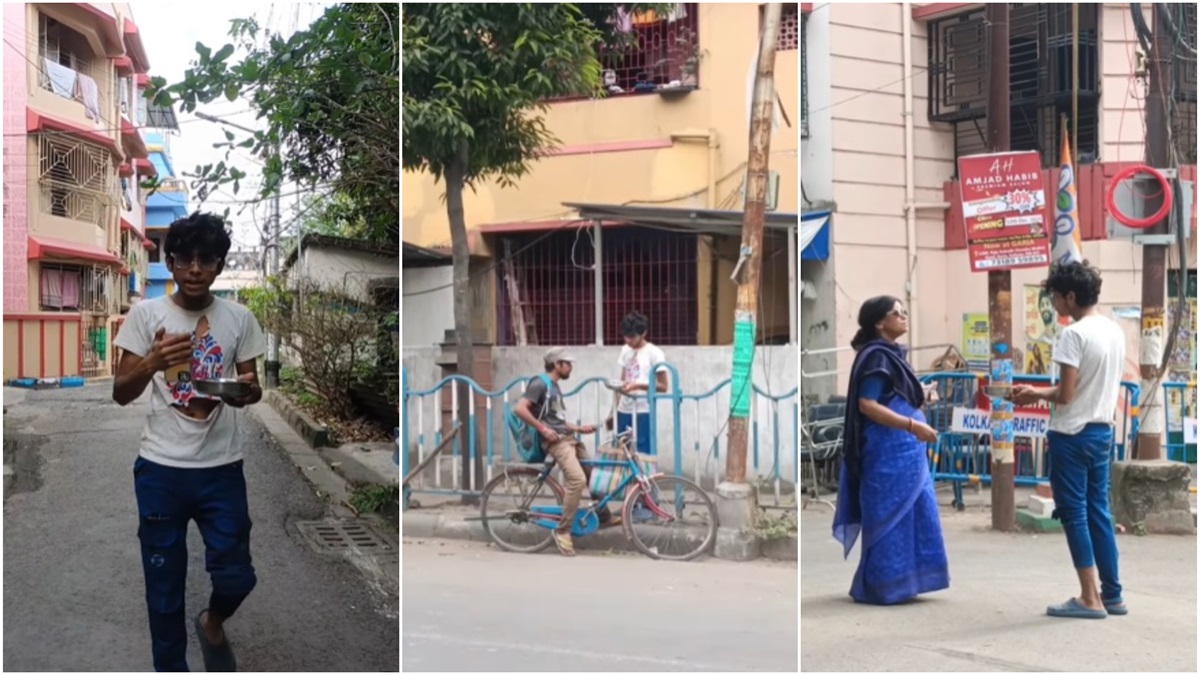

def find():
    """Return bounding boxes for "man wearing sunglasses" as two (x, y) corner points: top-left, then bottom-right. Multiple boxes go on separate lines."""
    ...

(113, 211), (266, 672)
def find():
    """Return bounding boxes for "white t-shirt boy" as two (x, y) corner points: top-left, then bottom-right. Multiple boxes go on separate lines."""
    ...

(616, 342), (666, 415)
(1049, 314), (1126, 435)
(114, 295), (266, 468)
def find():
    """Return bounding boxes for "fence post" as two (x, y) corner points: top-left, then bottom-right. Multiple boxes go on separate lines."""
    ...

(401, 367), (410, 510)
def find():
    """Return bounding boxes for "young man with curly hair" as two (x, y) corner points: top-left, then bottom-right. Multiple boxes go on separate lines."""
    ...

(113, 212), (266, 671)
(1012, 261), (1127, 620)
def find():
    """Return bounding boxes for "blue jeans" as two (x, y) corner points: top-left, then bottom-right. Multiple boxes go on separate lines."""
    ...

(616, 412), (653, 455)
(1047, 424), (1122, 601)
(134, 457), (258, 672)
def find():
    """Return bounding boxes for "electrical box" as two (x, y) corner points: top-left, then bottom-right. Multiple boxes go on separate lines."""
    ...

(1107, 174), (1194, 245)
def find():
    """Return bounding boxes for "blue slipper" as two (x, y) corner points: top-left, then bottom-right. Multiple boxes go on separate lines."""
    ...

(1047, 598), (1107, 619)
(1104, 598), (1129, 616)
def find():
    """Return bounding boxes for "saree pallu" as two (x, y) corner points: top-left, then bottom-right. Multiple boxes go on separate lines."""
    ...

(833, 397), (950, 605)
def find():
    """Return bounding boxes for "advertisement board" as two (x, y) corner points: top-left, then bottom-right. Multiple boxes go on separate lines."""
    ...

(958, 151), (1051, 272)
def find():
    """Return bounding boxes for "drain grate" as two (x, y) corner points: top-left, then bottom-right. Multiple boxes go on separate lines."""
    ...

(296, 519), (396, 554)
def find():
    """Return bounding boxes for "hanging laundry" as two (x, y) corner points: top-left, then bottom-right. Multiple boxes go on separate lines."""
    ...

(41, 268), (64, 309)
(668, 3), (688, 23)
(43, 59), (77, 98)
(611, 5), (632, 33)
(75, 74), (101, 122)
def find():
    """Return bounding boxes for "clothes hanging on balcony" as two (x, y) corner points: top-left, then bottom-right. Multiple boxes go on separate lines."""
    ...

(668, 3), (688, 22)
(61, 271), (81, 309)
(611, 5), (632, 33)
(75, 74), (101, 122)
(43, 59), (77, 98)
(40, 268), (64, 309)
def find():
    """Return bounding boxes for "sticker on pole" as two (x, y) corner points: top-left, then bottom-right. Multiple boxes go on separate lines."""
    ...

(958, 151), (1052, 273)
(951, 406), (1049, 439)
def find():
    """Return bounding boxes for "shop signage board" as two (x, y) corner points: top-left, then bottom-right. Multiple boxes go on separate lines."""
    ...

(959, 151), (1051, 272)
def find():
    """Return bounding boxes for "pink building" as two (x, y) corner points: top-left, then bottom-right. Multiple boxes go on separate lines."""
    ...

(800, 2), (1197, 404)
(3, 2), (157, 380)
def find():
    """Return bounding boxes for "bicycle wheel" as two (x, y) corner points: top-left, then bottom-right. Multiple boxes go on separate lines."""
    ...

(622, 475), (717, 561)
(480, 466), (564, 554)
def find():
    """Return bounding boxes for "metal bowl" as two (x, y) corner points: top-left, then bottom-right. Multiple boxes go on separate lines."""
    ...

(194, 378), (251, 398)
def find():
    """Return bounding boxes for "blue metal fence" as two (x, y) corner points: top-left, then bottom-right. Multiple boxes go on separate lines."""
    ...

(401, 363), (798, 506)
(919, 372), (1141, 497)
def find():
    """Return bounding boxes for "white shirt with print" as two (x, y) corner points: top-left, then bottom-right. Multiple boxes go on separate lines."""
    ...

(616, 342), (666, 415)
(113, 295), (267, 468)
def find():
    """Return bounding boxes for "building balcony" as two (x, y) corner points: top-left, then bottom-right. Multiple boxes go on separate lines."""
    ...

(30, 10), (120, 138)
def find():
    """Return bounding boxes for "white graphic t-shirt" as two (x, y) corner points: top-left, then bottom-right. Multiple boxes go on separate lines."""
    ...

(616, 342), (666, 415)
(113, 295), (267, 468)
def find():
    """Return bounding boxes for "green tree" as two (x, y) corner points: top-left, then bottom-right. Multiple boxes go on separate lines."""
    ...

(148, 3), (399, 244)
(402, 3), (660, 421)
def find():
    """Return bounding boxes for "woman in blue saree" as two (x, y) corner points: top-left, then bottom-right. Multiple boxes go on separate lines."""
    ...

(832, 296), (950, 605)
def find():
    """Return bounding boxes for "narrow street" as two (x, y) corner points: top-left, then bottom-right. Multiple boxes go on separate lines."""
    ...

(801, 504), (1197, 672)
(3, 385), (399, 672)
(403, 538), (798, 672)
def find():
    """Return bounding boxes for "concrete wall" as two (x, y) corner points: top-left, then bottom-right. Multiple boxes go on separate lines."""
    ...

(402, 266), (454, 347)
(3, 3), (29, 313)
(296, 247), (397, 301)
(402, 345), (798, 488)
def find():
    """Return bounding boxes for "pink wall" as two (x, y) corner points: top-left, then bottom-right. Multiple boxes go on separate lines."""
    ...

(4, 4), (28, 313)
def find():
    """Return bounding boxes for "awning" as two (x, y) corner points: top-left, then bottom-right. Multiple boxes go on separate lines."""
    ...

(564, 202), (797, 236)
(28, 236), (121, 266)
(801, 210), (830, 261)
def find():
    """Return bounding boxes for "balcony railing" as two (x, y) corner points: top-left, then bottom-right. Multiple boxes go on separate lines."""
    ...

(37, 134), (115, 227)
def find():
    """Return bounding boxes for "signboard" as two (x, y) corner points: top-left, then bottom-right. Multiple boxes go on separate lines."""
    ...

(952, 406), (1050, 439)
(962, 313), (990, 369)
(958, 151), (1051, 273)
(1185, 418), (1198, 445)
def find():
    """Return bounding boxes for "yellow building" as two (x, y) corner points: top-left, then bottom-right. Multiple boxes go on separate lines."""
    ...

(3, 2), (156, 380)
(402, 3), (800, 347)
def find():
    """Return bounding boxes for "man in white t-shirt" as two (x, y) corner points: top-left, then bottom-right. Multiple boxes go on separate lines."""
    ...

(1012, 260), (1126, 621)
(605, 311), (667, 456)
(113, 212), (266, 672)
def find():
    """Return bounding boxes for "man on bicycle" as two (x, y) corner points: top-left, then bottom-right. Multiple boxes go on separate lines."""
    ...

(514, 347), (615, 556)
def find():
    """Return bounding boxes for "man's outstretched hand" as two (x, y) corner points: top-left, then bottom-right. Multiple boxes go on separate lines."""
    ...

(221, 371), (261, 408)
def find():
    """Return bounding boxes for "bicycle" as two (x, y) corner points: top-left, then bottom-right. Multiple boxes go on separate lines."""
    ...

(479, 428), (718, 561)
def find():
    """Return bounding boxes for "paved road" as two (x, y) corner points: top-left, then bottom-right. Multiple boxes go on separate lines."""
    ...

(403, 538), (797, 672)
(3, 385), (399, 672)
(801, 502), (1197, 672)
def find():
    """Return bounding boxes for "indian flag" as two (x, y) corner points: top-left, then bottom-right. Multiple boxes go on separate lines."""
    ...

(1051, 122), (1084, 265)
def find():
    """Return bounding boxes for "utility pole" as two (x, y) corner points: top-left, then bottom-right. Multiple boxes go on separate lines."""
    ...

(985, 2), (1016, 532)
(195, 112), (282, 388)
(1135, 4), (1172, 460)
(715, 2), (780, 561)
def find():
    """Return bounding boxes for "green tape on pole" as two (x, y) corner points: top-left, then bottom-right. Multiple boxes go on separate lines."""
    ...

(730, 319), (756, 418)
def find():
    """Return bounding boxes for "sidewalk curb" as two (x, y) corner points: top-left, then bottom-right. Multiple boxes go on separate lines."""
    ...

(265, 390), (331, 448)
(402, 510), (797, 561)
(248, 400), (356, 519)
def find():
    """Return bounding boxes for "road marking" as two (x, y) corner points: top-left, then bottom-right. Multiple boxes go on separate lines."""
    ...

(404, 631), (745, 671)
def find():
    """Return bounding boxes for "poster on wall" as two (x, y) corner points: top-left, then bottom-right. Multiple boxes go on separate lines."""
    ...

(962, 313), (990, 369)
(1023, 285), (1069, 376)
(958, 151), (1051, 273)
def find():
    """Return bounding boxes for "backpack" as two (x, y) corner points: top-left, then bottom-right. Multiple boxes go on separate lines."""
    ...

(506, 373), (553, 463)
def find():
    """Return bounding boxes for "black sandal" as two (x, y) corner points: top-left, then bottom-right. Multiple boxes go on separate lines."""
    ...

(194, 610), (238, 672)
